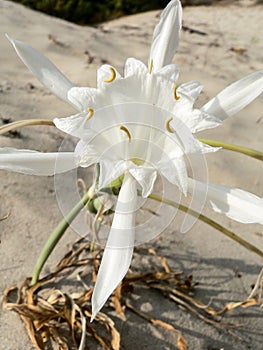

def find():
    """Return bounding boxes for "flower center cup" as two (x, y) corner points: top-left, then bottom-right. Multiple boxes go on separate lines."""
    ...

(54, 102), (208, 248)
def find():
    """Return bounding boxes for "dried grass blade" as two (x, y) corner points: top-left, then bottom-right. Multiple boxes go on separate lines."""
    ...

(85, 316), (112, 350)
(49, 327), (69, 350)
(20, 314), (45, 350)
(248, 267), (263, 300)
(125, 300), (187, 349)
(112, 283), (126, 321)
(74, 304), (86, 350)
(216, 298), (260, 316)
(92, 311), (121, 350)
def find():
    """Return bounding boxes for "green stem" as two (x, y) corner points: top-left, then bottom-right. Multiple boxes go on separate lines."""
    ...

(147, 192), (263, 259)
(0, 119), (54, 135)
(31, 188), (263, 285)
(199, 138), (263, 161)
(31, 192), (90, 285)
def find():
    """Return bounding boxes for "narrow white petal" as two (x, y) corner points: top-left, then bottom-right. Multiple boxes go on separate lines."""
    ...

(54, 112), (85, 136)
(129, 167), (157, 197)
(67, 87), (100, 112)
(6, 35), (76, 109)
(54, 111), (97, 139)
(98, 159), (128, 189)
(0, 148), (76, 175)
(178, 81), (203, 102)
(156, 63), (179, 83)
(149, 0), (182, 72)
(181, 109), (222, 133)
(159, 155), (188, 195)
(202, 70), (263, 120)
(188, 178), (263, 224)
(74, 140), (101, 168)
(124, 58), (147, 78)
(91, 173), (137, 320)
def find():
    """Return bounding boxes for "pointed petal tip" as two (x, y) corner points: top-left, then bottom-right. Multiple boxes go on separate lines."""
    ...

(5, 33), (11, 41)
(202, 70), (263, 120)
(149, 0), (182, 71)
(5, 35), (77, 109)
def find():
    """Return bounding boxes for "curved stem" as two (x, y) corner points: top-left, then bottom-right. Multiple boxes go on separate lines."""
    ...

(199, 138), (263, 161)
(0, 119), (54, 135)
(31, 192), (90, 285)
(31, 189), (263, 285)
(147, 192), (263, 259)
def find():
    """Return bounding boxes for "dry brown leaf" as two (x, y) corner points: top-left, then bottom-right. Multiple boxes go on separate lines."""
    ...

(74, 304), (86, 350)
(161, 257), (171, 273)
(97, 312), (121, 350)
(152, 318), (180, 333)
(5, 236), (260, 349)
(216, 298), (260, 316)
(112, 283), (126, 321)
(21, 315), (45, 350)
(49, 327), (70, 350)
(85, 316), (112, 350)
(177, 333), (188, 350)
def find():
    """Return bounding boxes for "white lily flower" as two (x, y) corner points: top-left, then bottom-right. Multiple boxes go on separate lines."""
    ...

(0, 0), (263, 320)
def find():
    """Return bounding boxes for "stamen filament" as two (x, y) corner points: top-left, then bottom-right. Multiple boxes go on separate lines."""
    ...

(173, 85), (180, 100)
(165, 117), (176, 133)
(104, 67), (116, 83)
(86, 108), (94, 121)
(120, 125), (131, 142)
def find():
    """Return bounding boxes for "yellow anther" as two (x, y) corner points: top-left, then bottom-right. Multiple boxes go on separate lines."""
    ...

(149, 59), (153, 74)
(173, 85), (180, 100)
(86, 108), (94, 121)
(165, 117), (176, 133)
(120, 125), (131, 142)
(104, 67), (116, 83)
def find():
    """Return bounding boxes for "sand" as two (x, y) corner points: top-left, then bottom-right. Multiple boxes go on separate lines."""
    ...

(0, 0), (263, 349)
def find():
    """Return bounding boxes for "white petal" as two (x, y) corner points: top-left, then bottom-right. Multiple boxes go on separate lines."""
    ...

(67, 87), (100, 112)
(74, 139), (101, 168)
(129, 167), (157, 197)
(202, 70), (263, 120)
(156, 63), (179, 83)
(6, 35), (76, 109)
(0, 147), (76, 175)
(158, 155), (188, 195)
(181, 109), (222, 133)
(149, 0), (182, 72)
(99, 159), (128, 189)
(188, 178), (263, 224)
(54, 111), (97, 139)
(97, 64), (122, 89)
(178, 81), (203, 102)
(91, 173), (137, 320)
(124, 58), (147, 78)
(169, 118), (204, 154)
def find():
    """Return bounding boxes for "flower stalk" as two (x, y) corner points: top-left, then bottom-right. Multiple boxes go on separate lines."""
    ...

(147, 192), (263, 259)
(31, 188), (263, 285)
(199, 138), (263, 161)
(0, 119), (54, 136)
(31, 191), (90, 285)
